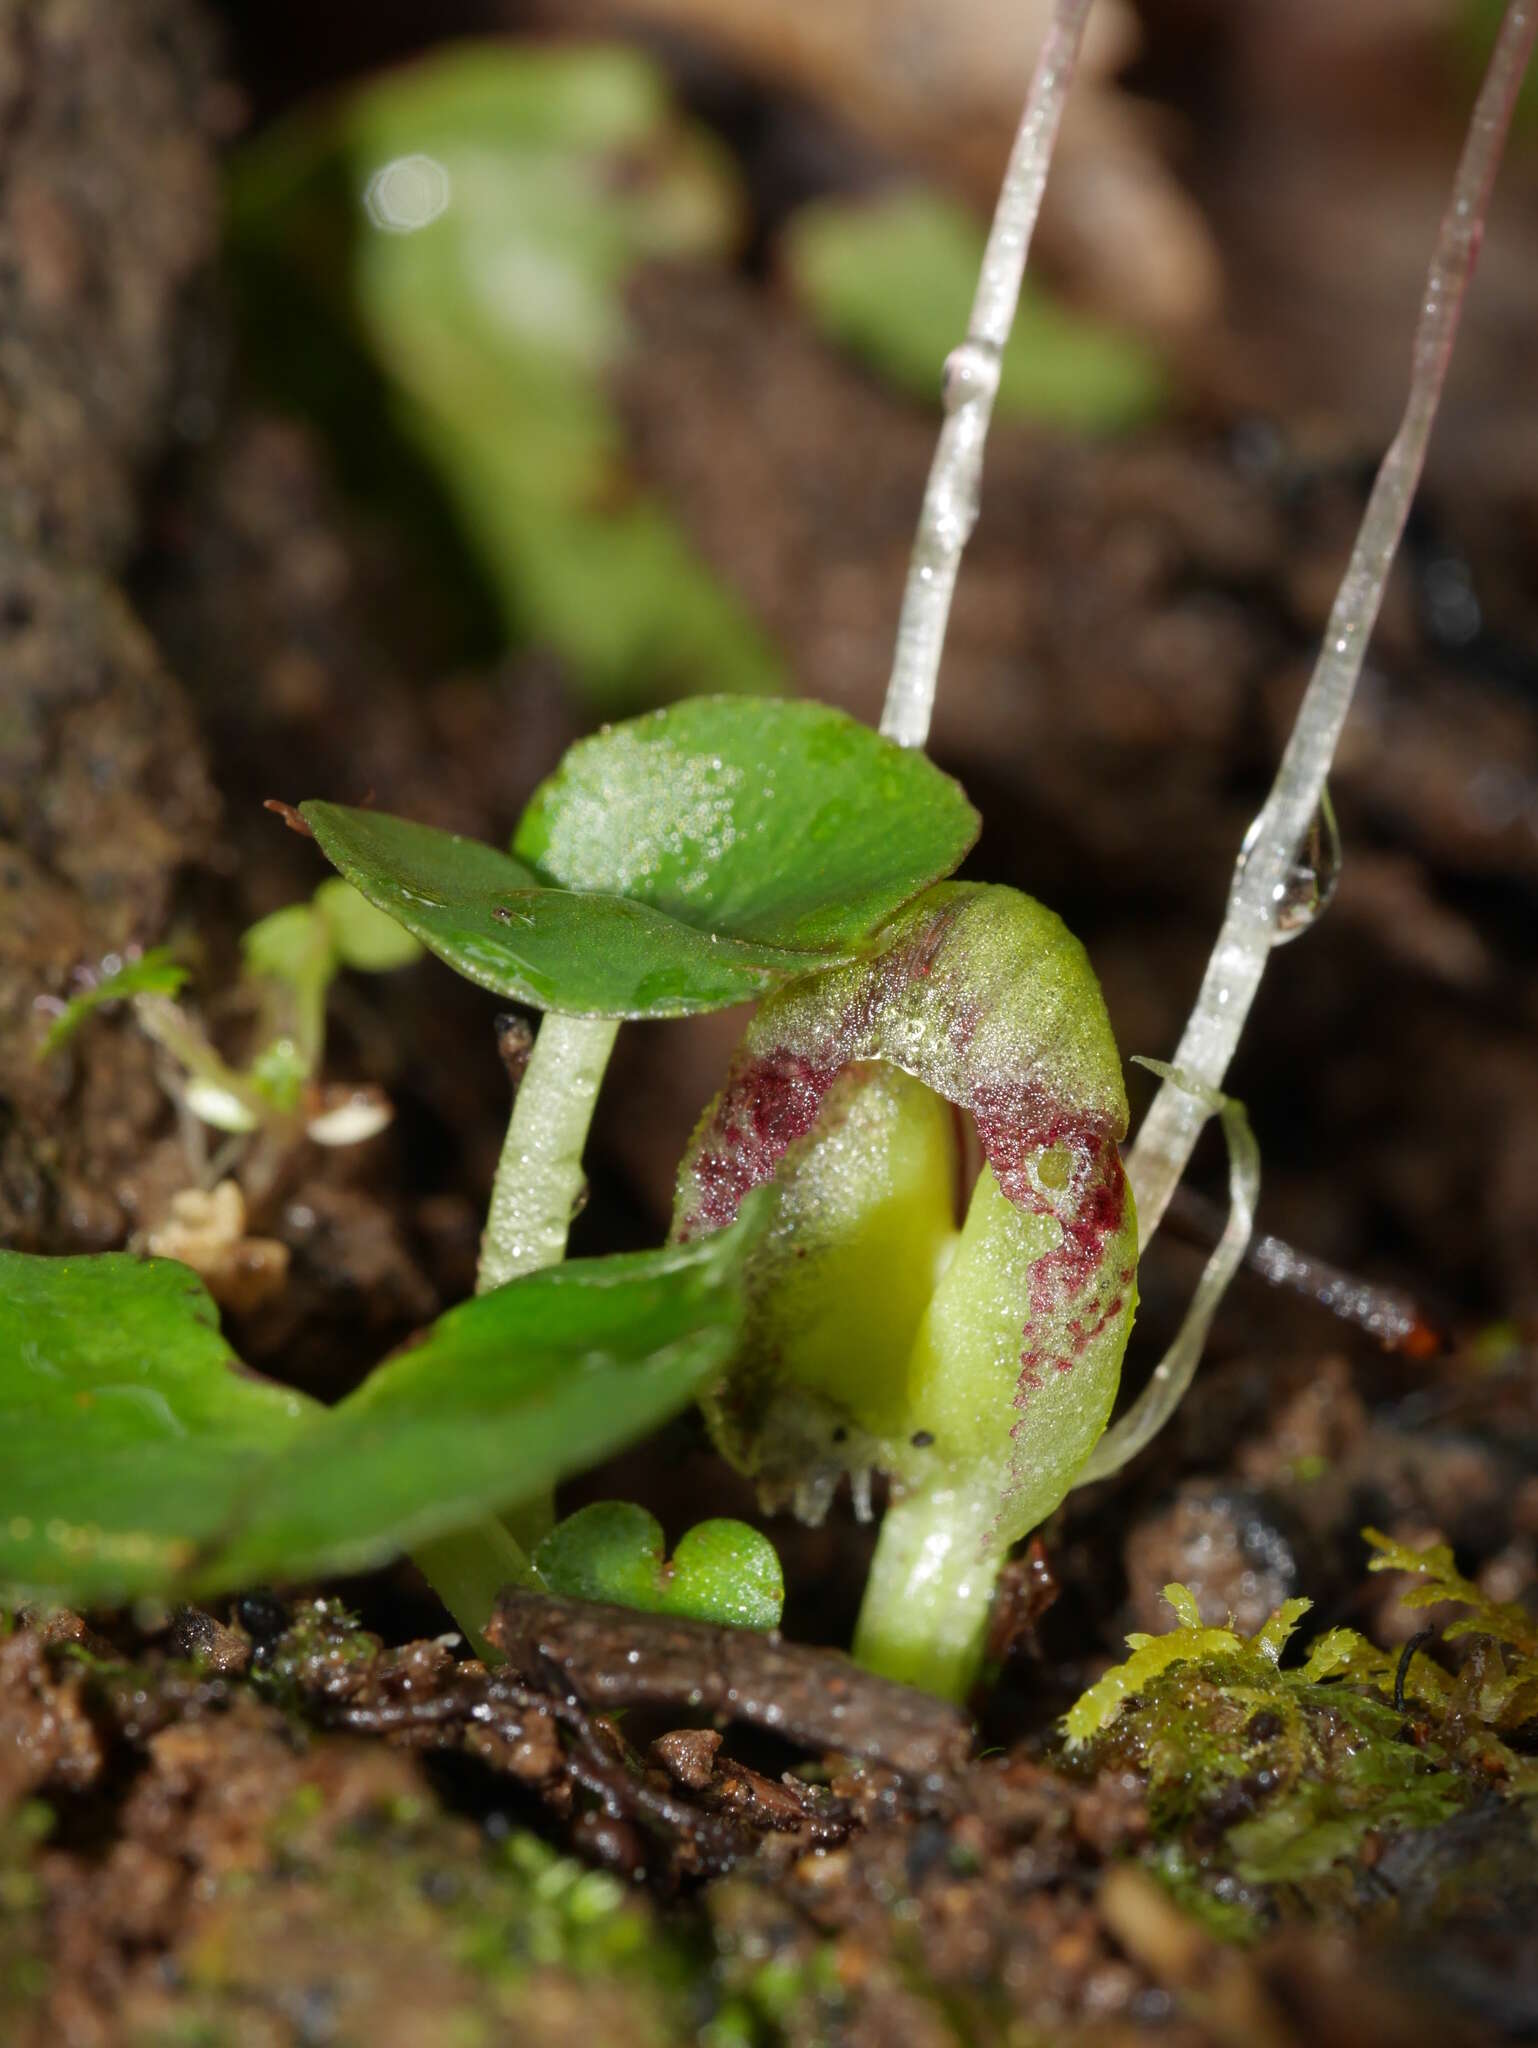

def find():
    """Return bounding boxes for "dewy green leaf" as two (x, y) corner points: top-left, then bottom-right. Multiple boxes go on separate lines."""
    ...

(515, 697), (979, 952)
(302, 800), (824, 1015)
(785, 186), (1166, 434)
(0, 1206), (765, 1607)
(533, 1502), (783, 1630)
(36, 950), (189, 1059)
(304, 699), (978, 1018)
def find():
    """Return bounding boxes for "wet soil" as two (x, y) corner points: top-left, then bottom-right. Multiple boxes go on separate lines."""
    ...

(0, 1584), (1523, 2048)
(3, 0), (1538, 2040)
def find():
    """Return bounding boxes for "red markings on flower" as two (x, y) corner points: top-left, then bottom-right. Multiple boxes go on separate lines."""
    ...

(970, 1078), (1131, 1420)
(681, 891), (1133, 1484)
(678, 1050), (839, 1237)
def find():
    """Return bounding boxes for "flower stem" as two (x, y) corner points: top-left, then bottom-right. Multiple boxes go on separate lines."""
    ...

(416, 1011), (620, 1647)
(852, 1482), (1002, 1703)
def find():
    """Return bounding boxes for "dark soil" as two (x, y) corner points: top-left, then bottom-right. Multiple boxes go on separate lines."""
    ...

(3, 0), (1537, 2040)
(0, 1590), (1519, 2047)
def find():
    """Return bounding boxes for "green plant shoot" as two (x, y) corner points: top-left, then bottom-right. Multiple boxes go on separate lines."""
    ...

(41, 879), (422, 1145)
(533, 1502), (783, 1631)
(0, 1204), (763, 1615)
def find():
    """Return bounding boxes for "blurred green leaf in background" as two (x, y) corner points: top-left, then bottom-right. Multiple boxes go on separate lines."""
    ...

(229, 42), (783, 707)
(783, 186), (1167, 434)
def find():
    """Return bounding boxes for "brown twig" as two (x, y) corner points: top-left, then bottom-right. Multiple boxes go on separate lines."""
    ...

(489, 1591), (972, 1788)
(324, 1658), (850, 1877)
(262, 797), (313, 838)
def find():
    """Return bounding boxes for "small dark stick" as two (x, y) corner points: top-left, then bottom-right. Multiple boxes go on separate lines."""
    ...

(262, 798), (313, 838)
(1164, 1183), (1445, 1356)
(494, 1013), (536, 1089)
(1395, 1627), (1437, 1715)
(489, 1589), (972, 1784)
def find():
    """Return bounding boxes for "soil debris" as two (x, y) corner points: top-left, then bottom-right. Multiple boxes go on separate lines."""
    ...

(0, 1610), (692, 2048)
(0, 545), (220, 1255)
(0, 0), (223, 569)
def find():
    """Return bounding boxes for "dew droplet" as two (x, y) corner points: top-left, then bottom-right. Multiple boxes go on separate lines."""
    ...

(1238, 788), (1342, 946)
(941, 339), (1001, 412)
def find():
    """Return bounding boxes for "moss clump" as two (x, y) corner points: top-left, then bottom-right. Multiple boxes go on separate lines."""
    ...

(1062, 1531), (1538, 1926)
(243, 1594), (384, 1709)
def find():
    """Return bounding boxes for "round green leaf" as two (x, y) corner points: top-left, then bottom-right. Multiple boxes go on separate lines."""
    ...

(302, 700), (978, 1018)
(315, 877), (425, 973)
(785, 187), (1167, 435)
(533, 1501), (783, 1630)
(301, 802), (825, 1016)
(515, 696), (979, 952)
(0, 1205), (766, 1607)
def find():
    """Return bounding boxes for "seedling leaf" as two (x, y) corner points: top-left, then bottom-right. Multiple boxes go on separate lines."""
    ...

(514, 697), (980, 952)
(0, 1205), (764, 1607)
(785, 187), (1166, 434)
(533, 1502), (783, 1630)
(315, 876), (426, 973)
(36, 950), (188, 1058)
(302, 800), (824, 1014)
(229, 42), (779, 706)
(211, 1219), (763, 1586)
(0, 1253), (311, 1604)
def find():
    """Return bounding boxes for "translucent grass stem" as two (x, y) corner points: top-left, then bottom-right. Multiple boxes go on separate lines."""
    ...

(1126, 1), (1537, 1246)
(880, 0), (1094, 752)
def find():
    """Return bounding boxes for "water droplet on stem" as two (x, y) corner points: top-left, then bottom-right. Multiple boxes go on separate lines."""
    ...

(1238, 787), (1342, 946)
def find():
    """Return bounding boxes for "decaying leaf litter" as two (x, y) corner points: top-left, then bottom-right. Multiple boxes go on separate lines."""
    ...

(3, 0), (1538, 2039)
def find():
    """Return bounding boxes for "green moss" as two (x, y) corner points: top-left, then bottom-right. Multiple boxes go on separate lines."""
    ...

(1063, 1531), (1538, 1924)
(707, 1879), (854, 2047)
(164, 1788), (699, 2044)
(245, 1596), (382, 1712)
